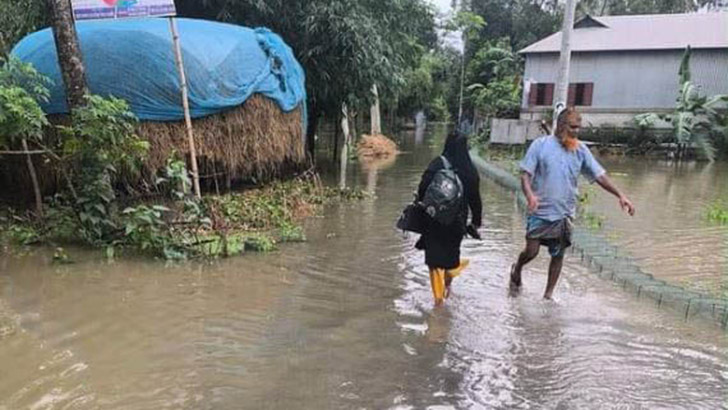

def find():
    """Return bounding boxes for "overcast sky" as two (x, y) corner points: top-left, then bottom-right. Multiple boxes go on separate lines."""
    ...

(427, 0), (463, 52)
(429, 0), (453, 14)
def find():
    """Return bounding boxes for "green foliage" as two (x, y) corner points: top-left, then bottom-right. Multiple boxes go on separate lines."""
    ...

(449, 11), (487, 42)
(279, 223), (306, 243)
(465, 39), (522, 119)
(121, 205), (172, 253)
(576, 185), (604, 231)
(0, 0), (46, 58)
(0, 57), (50, 147)
(243, 234), (277, 252)
(480, 144), (526, 176)
(0, 86), (48, 145)
(635, 48), (727, 161)
(3, 225), (40, 246)
(177, 0), (436, 117)
(397, 51), (457, 120)
(52, 247), (73, 264)
(0, 57), (51, 102)
(57, 95), (149, 244)
(578, 0), (721, 16)
(467, 0), (561, 51)
(706, 202), (728, 225)
(428, 96), (451, 122)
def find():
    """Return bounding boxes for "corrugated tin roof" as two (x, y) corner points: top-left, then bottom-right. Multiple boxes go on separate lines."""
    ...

(520, 12), (728, 54)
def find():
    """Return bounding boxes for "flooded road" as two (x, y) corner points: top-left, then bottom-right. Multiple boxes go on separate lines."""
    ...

(590, 157), (728, 298)
(1, 127), (726, 409)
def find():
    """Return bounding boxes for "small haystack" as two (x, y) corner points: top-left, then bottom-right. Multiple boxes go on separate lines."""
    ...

(357, 134), (399, 161)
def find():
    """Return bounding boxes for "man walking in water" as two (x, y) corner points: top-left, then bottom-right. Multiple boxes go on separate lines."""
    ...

(510, 107), (636, 299)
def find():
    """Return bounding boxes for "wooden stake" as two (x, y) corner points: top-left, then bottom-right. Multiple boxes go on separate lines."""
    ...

(169, 17), (201, 199)
(22, 139), (43, 218)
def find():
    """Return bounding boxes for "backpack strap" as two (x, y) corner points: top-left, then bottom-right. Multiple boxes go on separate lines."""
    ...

(440, 155), (452, 170)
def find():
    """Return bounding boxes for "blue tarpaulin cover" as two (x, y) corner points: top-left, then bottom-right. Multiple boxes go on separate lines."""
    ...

(12, 18), (306, 122)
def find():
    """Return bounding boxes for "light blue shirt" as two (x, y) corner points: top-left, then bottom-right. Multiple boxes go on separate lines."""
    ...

(519, 135), (606, 221)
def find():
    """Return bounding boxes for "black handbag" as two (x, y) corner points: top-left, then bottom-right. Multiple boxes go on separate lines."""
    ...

(396, 202), (429, 234)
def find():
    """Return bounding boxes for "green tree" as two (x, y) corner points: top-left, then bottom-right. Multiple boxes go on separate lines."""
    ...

(579, 0), (722, 15)
(175, 0), (437, 152)
(636, 48), (728, 161)
(0, 0), (46, 58)
(0, 57), (52, 215)
(466, 39), (522, 119)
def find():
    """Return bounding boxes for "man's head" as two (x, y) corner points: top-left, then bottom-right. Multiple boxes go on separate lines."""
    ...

(555, 107), (581, 151)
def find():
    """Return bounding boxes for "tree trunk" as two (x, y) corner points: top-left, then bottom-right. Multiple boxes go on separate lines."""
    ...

(370, 84), (382, 135)
(339, 104), (351, 189)
(46, 0), (88, 110)
(332, 111), (341, 162)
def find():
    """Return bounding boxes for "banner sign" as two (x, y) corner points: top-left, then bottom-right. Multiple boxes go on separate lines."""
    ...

(72, 0), (176, 20)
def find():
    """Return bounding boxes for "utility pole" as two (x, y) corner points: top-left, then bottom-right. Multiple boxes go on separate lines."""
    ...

(457, 52), (465, 125)
(46, 0), (88, 110)
(552, 0), (578, 132)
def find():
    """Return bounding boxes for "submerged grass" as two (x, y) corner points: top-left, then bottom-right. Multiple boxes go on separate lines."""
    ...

(706, 202), (728, 225)
(0, 173), (366, 260)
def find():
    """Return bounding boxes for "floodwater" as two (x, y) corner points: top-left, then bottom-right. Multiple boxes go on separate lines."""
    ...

(0, 127), (726, 409)
(590, 156), (728, 298)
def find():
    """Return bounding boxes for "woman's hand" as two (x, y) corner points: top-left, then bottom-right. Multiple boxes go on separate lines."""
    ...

(466, 224), (481, 240)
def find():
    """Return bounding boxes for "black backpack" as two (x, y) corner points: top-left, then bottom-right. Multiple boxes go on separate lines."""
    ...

(420, 156), (464, 226)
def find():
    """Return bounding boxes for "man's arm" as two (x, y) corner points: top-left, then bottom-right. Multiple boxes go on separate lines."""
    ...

(595, 174), (635, 216)
(521, 171), (539, 213)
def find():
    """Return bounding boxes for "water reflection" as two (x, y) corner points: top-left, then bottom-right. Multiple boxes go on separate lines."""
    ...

(591, 155), (728, 296)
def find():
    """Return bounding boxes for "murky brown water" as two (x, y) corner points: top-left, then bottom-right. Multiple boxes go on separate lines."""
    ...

(1, 127), (726, 409)
(590, 156), (728, 298)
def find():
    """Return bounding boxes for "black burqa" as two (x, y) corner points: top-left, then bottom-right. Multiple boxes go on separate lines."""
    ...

(416, 132), (482, 269)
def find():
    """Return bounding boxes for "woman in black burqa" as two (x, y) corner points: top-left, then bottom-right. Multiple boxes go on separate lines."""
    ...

(416, 131), (482, 305)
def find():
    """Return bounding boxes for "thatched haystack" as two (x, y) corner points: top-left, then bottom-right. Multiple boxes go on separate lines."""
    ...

(141, 94), (305, 181)
(357, 134), (399, 161)
(0, 95), (305, 203)
(5, 18), (308, 202)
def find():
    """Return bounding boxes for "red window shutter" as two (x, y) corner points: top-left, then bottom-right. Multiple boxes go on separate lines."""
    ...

(583, 83), (594, 106)
(567, 84), (577, 106)
(544, 83), (555, 106)
(528, 83), (538, 106)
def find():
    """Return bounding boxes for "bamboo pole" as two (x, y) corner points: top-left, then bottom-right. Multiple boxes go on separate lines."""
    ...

(169, 17), (201, 199)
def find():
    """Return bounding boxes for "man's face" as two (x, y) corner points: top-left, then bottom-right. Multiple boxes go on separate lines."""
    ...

(566, 114), (582, 138)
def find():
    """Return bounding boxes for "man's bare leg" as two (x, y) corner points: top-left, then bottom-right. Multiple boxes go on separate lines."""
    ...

(544, 255), (564, 299)
(511, 239), (540, 289)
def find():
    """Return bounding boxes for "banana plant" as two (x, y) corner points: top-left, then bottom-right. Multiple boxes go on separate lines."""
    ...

(635, 48), (727, 161)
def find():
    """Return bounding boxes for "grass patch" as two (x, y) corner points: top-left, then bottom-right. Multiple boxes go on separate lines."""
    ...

(479, 144), (526, 177)
(0, 173), (365, 260)
(706, 202), (728, 225)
